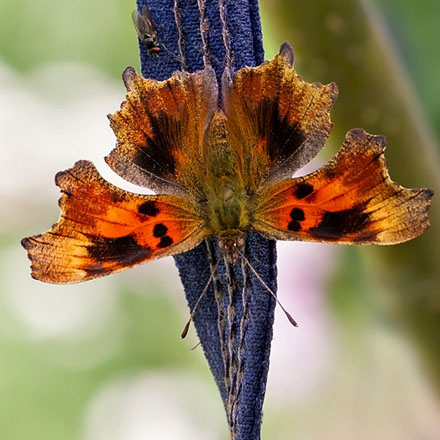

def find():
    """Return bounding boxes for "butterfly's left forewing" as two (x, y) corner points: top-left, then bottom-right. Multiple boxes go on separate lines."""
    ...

(22, 161), (209, 284)
(105, 66), (218, 196)
(253, 129), (432, 245)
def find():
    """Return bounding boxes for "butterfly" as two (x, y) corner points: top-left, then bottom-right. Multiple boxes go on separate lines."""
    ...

(132, 5), (161, 57)
(22, 43), (432, 284)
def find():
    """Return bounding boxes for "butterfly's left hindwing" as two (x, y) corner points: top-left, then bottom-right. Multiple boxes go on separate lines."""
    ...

(253, 129), (432, 245)
(22, 161), (209, 284)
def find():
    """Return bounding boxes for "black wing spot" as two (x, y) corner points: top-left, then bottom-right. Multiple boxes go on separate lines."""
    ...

(158, 236), (173, 248)
(258, 98), (306, 166)
(290, 208), (305, 221)
(288, 220), (301, 232)
(133, 110), (176, 178)
(288, 208), (305, 231)
(310, 207), (369, 239)
(138, 201), (159, 216)
(88, 235), (151, 264)
(294, 183), (314, 199)
(153, 223), (168, 237)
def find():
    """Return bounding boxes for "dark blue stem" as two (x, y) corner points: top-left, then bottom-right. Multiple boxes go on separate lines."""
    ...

(135, 1), (276, 438)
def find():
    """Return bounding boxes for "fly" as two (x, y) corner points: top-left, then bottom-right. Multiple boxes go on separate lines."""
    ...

(132, 6), (161, 57)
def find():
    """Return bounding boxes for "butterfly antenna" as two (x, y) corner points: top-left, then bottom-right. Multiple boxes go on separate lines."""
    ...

(238, 251), (298, 328)
(181, 259), (220, 339)
(191, 341), (201, 351)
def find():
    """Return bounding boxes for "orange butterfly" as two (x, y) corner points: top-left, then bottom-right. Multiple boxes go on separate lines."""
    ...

(22, 43), (432, 284)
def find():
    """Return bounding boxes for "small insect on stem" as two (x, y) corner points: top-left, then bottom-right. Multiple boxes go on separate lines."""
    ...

(132, 6), (161, 57)
(238, 251), (298, 328)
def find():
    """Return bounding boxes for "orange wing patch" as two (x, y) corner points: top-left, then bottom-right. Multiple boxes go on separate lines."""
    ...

(253, 129), (432, 244)
(223, 43), (338, 190)
(22, 161), (209, 284)
(105, 66), (218, 196)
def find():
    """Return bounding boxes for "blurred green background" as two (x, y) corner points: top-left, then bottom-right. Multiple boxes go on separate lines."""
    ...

(0, 0), (439, 439)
